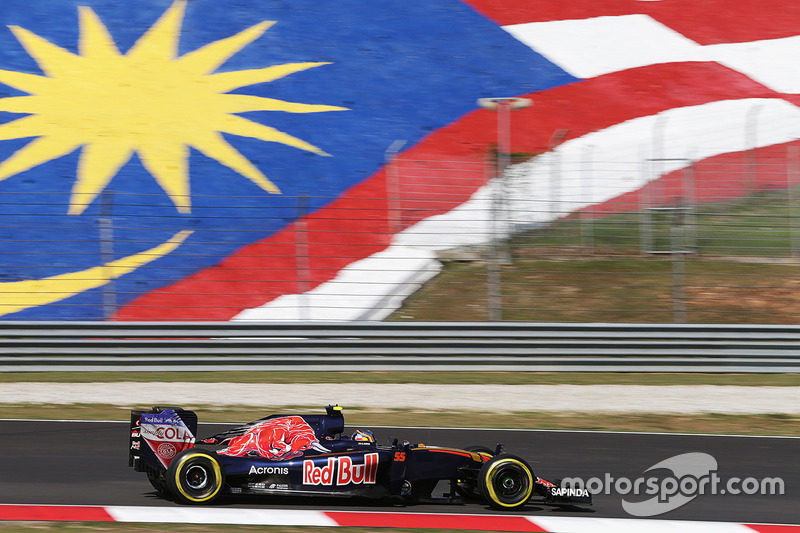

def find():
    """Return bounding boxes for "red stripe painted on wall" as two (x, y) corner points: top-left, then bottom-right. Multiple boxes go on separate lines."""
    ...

(114, 61), (797, 321)
(462, 0), (800, 45)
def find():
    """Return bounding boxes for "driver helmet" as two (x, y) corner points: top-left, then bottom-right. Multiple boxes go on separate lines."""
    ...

(352, 429), (375, 443)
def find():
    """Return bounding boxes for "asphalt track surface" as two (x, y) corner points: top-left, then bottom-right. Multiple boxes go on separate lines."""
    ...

(1, 420), (797, 524)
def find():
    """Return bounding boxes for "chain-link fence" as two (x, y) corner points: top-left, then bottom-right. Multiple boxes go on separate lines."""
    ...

(390, 142), (800, 324)
(3, 142), (800, 322)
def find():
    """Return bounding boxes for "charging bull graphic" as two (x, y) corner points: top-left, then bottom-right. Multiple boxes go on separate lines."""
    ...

(216, 416), (330, 460)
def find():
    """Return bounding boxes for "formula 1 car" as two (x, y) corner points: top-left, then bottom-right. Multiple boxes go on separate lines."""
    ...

(128, 405), (591, 511)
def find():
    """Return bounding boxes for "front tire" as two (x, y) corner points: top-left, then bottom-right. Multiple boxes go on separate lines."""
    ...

(166, 449), (225, 504)
(478, 454), (534, 510)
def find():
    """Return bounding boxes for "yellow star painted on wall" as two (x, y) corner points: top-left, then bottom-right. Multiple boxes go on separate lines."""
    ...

(0, 0), (346, 215)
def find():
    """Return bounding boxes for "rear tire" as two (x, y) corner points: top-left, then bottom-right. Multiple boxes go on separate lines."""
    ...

(478, 454), (534, 510)
(166, 449), (224, 504)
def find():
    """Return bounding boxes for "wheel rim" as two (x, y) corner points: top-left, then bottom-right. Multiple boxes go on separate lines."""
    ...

(186, 464), (209, 491)
(493, 465), (527, 500)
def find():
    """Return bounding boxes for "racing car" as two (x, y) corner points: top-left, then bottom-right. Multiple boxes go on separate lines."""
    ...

(128, 405), (591, 511)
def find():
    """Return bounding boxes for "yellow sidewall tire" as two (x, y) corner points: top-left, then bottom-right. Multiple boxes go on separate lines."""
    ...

(478, 455), (534, 510)
(167, 450), (224, 504)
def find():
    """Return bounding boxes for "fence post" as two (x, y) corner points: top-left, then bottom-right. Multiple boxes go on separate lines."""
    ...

(548, 129), (568, 222)
(789, 145), (800, 260)
(581, 144), (595, 254)
(385, 140), (406, 237)
(684, 155), (698, 254)
(99, 189), (116, 320)
(671, 209), (688, 323)
(745, 103), (764, 192)
(477, 97), (533, 320)
(295, 194), (310, 321)
(488, 155), (504, 321)
(487, 157), (503, 321)
(640, 152), (652, 255)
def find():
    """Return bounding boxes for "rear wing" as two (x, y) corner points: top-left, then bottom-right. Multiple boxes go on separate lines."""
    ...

(129, 406), (198, 473)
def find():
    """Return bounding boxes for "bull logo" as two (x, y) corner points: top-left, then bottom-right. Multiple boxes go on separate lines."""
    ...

(217, 416), (330, 460)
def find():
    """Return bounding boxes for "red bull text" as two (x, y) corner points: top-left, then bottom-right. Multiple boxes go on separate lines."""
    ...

(303, 453), (379, 486)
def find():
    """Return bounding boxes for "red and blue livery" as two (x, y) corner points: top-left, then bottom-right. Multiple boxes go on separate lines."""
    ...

(128, 405), (591, 511)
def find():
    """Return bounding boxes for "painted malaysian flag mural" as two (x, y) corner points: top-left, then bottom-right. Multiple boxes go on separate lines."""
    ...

(0, 0), (798, 320)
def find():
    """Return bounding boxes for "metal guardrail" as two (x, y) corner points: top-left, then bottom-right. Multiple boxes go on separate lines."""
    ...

(2, 322), (800, 372)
